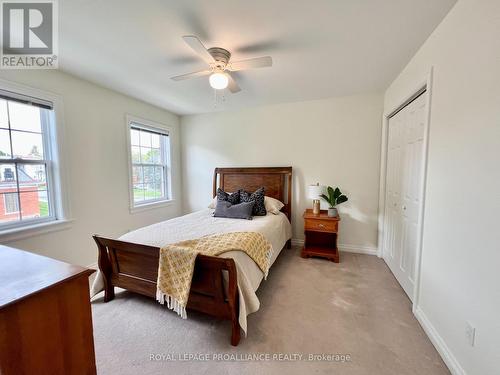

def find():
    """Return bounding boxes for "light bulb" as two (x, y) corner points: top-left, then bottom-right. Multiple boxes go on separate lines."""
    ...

(209, 72), (229, 90)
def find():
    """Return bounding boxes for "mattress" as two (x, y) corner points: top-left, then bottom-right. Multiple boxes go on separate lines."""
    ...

(91, 208), (292, 334)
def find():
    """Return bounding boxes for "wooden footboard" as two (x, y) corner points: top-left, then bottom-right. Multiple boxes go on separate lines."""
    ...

(92, 235), (241, 346)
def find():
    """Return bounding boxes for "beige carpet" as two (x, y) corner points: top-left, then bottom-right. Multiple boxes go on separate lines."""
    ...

(91, 247), (450, 375)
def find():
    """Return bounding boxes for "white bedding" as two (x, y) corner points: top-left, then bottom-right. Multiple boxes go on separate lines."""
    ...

(91, 209), (292, 334)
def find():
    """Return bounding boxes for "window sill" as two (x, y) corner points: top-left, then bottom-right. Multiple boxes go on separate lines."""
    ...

(130, 199), (175, 214)
(0, 219), (74, 243)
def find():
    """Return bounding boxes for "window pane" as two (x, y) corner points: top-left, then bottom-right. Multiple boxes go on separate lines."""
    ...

(144, 185), (155, 200)
(143, 166), (154, 185)
(0, 100), (8, 129)
(141, 147), (153, 163)
(151, 133), (160, 148)
(139, 130), (151, 148)
(131, 146), (140, 163)
(150, 148), (160, 164)
(129, 124), (169, 207)
(130, 129), (140, 146)
(154, 167), (164, 199)
(11, 130), (44, 159)
(0, 163), (17, 184)
(8, 101), (42, 133)
(0, 129), (11, 157)
(143, 166), (155, 200)
(18, 164), (47, 191)
(153, 182), (162, 199)
(154, 166), (163, 184)
(19, 191), (49, 219)
(0, 193), (20, 223)
(37, 190), (50, 217)
(0, 96), (56, 229)
(132, 166), (143, 185)
(133, 184), (145, 202)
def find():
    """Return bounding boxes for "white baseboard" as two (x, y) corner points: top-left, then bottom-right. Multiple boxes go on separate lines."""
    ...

(86, 262), (98, 289)
(291, 239), (377, 256)
(338, 243), (378, 255)
(291, 238), (304, 247)
(414, 306), (466, 375)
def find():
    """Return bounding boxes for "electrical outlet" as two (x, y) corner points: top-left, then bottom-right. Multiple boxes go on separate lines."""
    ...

(465, 322), (476, 347)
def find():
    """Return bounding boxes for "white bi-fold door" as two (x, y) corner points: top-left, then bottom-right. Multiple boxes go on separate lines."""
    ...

(383, 91), (427, 301)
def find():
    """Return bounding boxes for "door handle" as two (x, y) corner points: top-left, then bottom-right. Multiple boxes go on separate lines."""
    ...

(318, 224), (325, 228)
(402, 206), (407, 211)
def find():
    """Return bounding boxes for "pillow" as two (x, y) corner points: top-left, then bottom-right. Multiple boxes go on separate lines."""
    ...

(216, 188), (240, 205)
(240, 187), (266, 216)
(265, 196), (285, 215)
(213, 200), (254, 220)
(208, 197), (218, 209)
(209, 195), (284, 213)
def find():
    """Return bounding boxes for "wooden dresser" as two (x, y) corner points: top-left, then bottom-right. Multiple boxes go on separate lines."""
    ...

(0, 245), (96, 375)
(301, 209), (341, 262)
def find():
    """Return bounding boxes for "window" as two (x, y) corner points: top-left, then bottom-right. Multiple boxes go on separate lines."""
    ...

(0, 89), (61, 231)
(4, 192), (19, 213)
(127, 117), (172, 210)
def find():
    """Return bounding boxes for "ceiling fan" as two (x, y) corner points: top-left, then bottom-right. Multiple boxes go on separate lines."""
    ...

(170, 35), (273, 93)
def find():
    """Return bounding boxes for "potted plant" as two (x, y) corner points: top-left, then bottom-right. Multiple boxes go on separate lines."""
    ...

(320, 186), (348, 217)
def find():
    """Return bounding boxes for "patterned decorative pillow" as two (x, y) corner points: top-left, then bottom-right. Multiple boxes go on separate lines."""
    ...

(240, 187), (267, 216)
(216, 188), (240, 205)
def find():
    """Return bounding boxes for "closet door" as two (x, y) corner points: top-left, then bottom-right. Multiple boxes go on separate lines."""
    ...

(383, 92), (426, 301)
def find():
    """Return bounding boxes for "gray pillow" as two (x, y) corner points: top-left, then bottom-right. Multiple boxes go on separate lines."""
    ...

(213, 200), (255, 220)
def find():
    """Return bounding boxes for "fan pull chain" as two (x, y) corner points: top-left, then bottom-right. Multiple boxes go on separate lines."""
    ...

(213, 89), (226, 108)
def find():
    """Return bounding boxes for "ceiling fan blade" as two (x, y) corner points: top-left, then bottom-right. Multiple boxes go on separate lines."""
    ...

(182, 35), (215, 64)
(227, 73), (241, 93)
(228, 56), (272, 71)
(170, 69), (211, 81)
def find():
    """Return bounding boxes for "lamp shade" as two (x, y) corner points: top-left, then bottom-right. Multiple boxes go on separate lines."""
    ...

(308, 184), (325, 200)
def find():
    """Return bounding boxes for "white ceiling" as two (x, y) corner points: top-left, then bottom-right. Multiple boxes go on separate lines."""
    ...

(59, 0), (456, 115)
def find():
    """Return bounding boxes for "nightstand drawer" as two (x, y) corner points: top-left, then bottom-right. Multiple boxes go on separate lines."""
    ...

(305, 219), (338, 232)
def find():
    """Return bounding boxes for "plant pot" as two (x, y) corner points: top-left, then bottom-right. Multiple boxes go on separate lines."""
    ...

(328, 207), (338, 217)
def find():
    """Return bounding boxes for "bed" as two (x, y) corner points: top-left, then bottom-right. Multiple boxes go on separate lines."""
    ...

(92, 167), (292, 346)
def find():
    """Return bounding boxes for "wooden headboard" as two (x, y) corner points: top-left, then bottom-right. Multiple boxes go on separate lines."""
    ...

(213, 167), (293, 222)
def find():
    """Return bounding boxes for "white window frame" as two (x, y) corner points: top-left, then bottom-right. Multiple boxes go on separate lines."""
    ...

(0, 79), (71, 242)
(125, 115), (173, 213)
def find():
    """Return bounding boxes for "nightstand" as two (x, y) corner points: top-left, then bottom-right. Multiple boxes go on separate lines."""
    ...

(301, 209), (340, 262)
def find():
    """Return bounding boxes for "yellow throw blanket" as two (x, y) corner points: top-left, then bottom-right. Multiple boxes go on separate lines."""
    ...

(156, 231), (272, 318)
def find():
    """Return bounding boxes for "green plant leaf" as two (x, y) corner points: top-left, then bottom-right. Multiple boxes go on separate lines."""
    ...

(333, 187), (341, 200)
(327, 186), (334, 201)
(320, 194), (333, 206)
(336, 195), (348, 205)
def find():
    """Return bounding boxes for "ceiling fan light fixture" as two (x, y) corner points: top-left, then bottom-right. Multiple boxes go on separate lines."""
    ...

(209, 72), (229, 90)
(171, 35), (272, 94)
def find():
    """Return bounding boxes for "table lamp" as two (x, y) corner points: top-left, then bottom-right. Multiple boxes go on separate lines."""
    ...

(308, 183), (325, 215)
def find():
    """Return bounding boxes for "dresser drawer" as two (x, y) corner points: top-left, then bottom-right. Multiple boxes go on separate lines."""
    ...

(305, 218), (338, 233)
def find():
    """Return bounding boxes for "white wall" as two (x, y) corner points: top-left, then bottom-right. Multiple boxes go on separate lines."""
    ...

(384, 1), (500, 374)
(181, 94), (383, 252)
(0, 70), (182, 266)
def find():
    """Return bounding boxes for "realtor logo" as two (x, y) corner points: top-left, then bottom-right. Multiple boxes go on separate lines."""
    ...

(1, 0), (58, 68)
